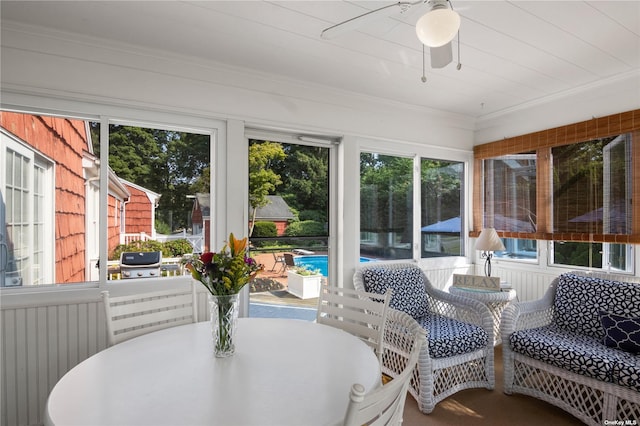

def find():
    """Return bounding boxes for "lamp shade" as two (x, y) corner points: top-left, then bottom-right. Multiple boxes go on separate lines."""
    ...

(475, 228), (506, 252)
(415, 5), (460, 47)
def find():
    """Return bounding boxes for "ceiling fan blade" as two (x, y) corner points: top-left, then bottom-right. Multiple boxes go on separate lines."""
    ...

(321, 1), (418, 40)
(430, 42), (452, 68)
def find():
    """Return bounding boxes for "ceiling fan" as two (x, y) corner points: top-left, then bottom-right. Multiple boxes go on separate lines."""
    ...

(321, 0), (461, 70)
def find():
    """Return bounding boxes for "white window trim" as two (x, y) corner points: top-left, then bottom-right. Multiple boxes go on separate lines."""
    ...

(1, 131), (55, 286)
(1, 103), (224, 291)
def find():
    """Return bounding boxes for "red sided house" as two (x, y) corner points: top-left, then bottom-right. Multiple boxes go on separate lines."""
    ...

(0, 112), (158, 286)
(118, 179), (161, 244)
(190, 193), (210, 253)
(190, 194), (294, 253)
(251, 195), (296, 236)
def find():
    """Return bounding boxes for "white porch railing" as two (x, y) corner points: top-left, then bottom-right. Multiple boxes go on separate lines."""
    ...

(120, 232), (151, 245)
(156, 231), (204, 253)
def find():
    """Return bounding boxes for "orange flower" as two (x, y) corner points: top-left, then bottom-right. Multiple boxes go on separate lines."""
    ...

(228, 233), (247, 257)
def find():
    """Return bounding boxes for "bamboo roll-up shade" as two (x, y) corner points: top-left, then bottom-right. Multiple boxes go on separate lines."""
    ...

(474, 110), (639, 160)
(472, 109), (640, 244)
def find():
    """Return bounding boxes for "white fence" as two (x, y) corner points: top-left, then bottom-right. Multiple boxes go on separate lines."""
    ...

(121, 231), (203, 253)
(156, 231), (204, 253)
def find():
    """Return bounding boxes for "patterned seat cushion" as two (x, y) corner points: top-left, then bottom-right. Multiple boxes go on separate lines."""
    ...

(417, 313), (489, 358)
(553, 273), (640, 340)
(510, 325), (640, 392)
(362, 267), (430, 320)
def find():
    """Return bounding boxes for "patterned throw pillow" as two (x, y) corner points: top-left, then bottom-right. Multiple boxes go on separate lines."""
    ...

(599, 311), (640, 354)
(362, 267), (430, 320)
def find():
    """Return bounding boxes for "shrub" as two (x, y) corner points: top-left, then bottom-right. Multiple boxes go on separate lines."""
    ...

(283, 220), (325, 237)
(251, 221), (278, 248)
(110, 239), (192, 260)
(299, 210), (326, 223)
(155, 219), (171, 235)
(163, 239), (194, 257)
(252, 221), (278, 237)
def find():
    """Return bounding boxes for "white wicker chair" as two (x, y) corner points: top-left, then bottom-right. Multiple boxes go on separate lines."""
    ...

(343, 309), (426, 426)
(317, 283), (392, 363)
(354, 262), (495, 414)
(102, 283), (198, 346)
(501, 271), (640, 426)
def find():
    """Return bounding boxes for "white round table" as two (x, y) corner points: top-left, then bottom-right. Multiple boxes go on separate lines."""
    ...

(44, 319), (380, 426)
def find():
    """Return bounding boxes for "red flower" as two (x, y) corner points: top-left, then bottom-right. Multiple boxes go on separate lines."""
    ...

(200, 252), (214, 265)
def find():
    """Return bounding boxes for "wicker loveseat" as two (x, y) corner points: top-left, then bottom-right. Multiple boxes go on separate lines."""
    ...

(502, 271), (640, 426)
(354, 263), (495, 414)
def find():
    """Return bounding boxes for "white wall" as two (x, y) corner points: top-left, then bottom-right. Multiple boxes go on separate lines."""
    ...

(475, 71), (640, 144)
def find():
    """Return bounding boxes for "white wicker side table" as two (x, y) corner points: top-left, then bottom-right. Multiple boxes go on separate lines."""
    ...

(449, 287), (517, 345)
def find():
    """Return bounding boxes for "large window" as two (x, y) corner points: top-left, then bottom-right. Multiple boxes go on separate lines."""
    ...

(483, 154), (536, 233)
(360, 153), (413, 260)
(1, 132), (55, 286)
(475, 110), (638, 272)
(552, 136), (631, 235)
(360, 153), (464, 260)
(550, 135), (633, 271)
(1, 111), (212, 287)
(1, 115), (82, 286)
(421, 159), (464, 257)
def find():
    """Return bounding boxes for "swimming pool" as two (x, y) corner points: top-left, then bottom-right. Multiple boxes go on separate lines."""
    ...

(294, 255), (372, 277)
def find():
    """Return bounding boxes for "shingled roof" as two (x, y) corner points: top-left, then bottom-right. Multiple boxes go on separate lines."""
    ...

(255, 195), (295, 221)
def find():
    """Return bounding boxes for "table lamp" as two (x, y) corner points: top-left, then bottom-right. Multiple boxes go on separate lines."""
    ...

(476, 228), (505, 277)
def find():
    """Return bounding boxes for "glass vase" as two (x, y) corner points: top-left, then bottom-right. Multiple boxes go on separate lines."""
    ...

(209, 293), (240, 358)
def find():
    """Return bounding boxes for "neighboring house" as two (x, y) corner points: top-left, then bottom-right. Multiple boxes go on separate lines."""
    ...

(0, 112), (157, 285)
(119, 179), (161, 243)
(191, 194), (295, 251)
(191, 193), (210, 252)
(252, 195), (296, 236)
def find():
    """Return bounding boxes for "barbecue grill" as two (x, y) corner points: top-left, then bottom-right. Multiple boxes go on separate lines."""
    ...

(119, 251), (162, 279)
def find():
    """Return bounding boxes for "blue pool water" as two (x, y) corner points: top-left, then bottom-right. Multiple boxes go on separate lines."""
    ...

(294, 255), (372, 277)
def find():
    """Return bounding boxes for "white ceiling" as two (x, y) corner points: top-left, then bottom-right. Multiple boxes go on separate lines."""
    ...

(2, 1), (639, 120)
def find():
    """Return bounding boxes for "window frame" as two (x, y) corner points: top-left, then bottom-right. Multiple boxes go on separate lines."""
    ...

(1, 130), (55, 286)
(358, 145), (470, 262)
(474, 109), (640, 272)
(358, 151), (415, 261)
(0, 107), (222, 291)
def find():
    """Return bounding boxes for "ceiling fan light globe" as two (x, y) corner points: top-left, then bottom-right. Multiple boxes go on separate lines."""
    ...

(415, 9), (460, 47)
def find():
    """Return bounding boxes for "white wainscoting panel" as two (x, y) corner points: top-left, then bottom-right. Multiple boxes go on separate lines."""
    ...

(1, 297), (107, 426)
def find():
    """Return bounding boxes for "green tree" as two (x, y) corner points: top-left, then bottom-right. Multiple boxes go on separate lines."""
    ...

(108, 125), (166, 187)
(360, 153), (413, 236)
(95, 124), (210, 232)
(190, 167), (210, 194)
(273, 145), (329, 225)
(421, 159), (462, 225)
(248, 141), (286, 235)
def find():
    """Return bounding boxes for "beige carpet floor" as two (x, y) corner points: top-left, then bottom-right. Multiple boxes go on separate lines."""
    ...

(401, 346), (586, 425)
